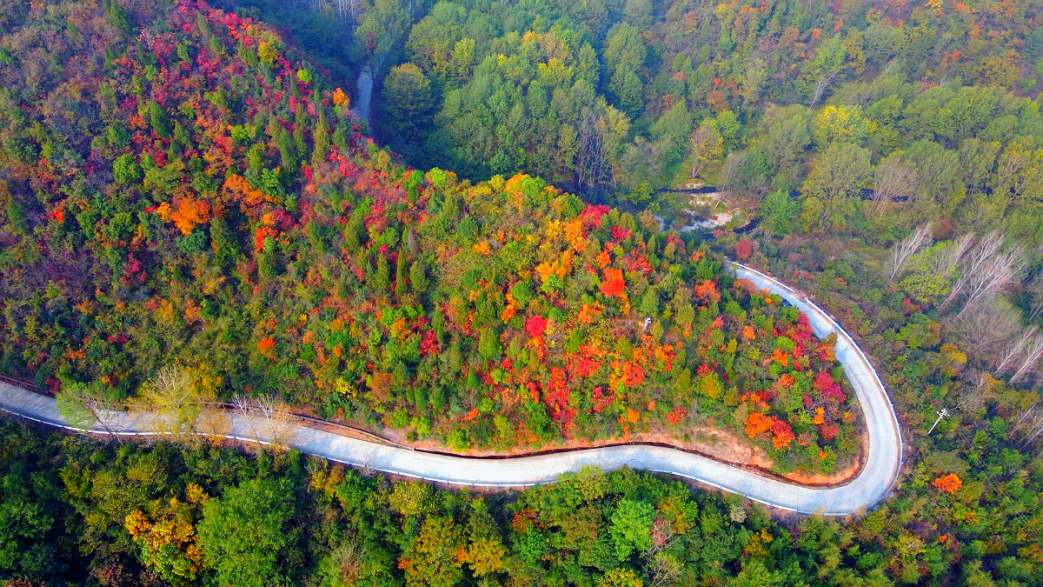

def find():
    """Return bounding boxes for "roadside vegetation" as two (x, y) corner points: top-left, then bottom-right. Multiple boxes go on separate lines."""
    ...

(0, 416), (1039, 586)
(1, 0), (1042, 585)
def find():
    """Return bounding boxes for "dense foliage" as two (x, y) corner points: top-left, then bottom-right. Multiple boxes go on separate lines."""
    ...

(1, 1), (1043, 586)
(0, 0), (859, 469)
(228, 0), (1042, 213)
(0, 419), (1039, 586)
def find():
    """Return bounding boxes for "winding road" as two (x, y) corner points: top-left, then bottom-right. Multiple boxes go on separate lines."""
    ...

(0, 263), (903, 516)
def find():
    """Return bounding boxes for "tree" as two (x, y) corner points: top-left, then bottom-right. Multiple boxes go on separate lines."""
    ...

(478, 329), (502, 360)
(957, 138), (1000, 192)
(132, 365), (227, 442)
(732, 559), (779, 587)
(603, 23), (647, 117)
(380, 63), (435, 160)
(622, 0), (653, 28)
(953, 298), (1022, 364)
(1026, 274), (1043, 321)
(197, 479), (295, 587)
(55, 382), (122, 441)
(812, 105), (869, 147)
(1009, 332), (1043, 385)
(409, 260), (429, 295)
(941, 232), (1026, 318)
(689, 119), (723, 179)
(400, 516), (464, 587)
(904, 141), (961, 216)
(723, 151), (770, 195)
(759, 105), (812, 189)
(210, 215), (240, 267)
(931, 474), (963, 494)
(871, 155), (917, 218)
(735, 239), (754, 261)
(609, 499), (654, 560)
(373, 254), (391, 290)
(464, 537), (506, 577)
(886, 223), (933, 282)
(804, 37), (848, 106)
(231, 394), (297, 450)
(994, 141), (1043, 218)
(388, 481), (431, 517)
(148, 101), (171, 139)
(353, 0), (409, 75)
(598, 568), (643, 587)
(759, 189), (800, 236)
(652, 102), (693, 171)
(112, 153), (140, 185)
(800, 142), (872, 232)
(1, 188), (28, 236)
(124, 484), (208, 585)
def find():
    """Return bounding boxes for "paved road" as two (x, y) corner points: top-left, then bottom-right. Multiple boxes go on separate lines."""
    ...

(0, 263), (902, 515)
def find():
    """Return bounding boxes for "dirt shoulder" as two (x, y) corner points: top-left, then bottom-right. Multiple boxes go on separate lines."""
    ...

(377, 422), (868, 488)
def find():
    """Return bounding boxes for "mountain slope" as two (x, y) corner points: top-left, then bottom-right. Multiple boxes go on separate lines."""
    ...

(0, 0), (856, 472)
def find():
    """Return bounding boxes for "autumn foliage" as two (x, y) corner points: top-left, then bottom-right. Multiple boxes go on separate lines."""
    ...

(932, 474), (963, 494)
(0, 0), (858, 471)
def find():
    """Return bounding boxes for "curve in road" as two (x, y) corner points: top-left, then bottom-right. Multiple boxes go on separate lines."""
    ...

(0, 263), (902, 516)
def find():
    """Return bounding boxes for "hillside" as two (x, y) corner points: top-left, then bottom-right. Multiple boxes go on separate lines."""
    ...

(0, 0), (860, 473)
(232, 0), (1042, 226)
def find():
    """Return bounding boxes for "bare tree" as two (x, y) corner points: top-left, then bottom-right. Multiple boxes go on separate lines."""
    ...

(55, 383), (122, 441)
(941, 232), (1026, 318)
(293, 0), (365, 27)
(944, 233), (1006, 308)
(1010, 403), (1043, 451)
(138, 26), (155, 52)
(721, 152), (750, 194)
(335, 0), (366, 26)
(870, 156), (917, 218)
(647, 517), (675, 558)
(952, 298), (1022, 362)
(810, 70), (840, 107)
(1027, 274), (1043, 321)
(324, 538), (364, 584)
(933, 233), (974, 277)
(957, 371), (993, 412)
(886, 223), (933, 282)
(576, 104), (631, 195)
(996, 326), (1037, 376)
(1010, 333), (1043, 385)
(232, 394), (298, 450)
(647, 552), (682, 587)
(645, 517), (680, 587)
(576, 107), (608, 194)
(133, 365), (197, 438)
(959, 242), (1026, 318)
(196, 396), (231, 440)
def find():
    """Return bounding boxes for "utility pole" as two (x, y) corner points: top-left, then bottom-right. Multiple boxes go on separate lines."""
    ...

(927, 408), (950, 436)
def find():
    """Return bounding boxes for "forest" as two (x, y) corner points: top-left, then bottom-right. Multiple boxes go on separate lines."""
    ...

(0, 0), (866, 472)
(0, 414), (1039, 587)
(0, 0), (1041, 585)
(227, 0), (1042, 230)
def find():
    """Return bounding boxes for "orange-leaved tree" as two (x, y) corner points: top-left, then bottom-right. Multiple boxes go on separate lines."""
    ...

(932, 473), (963, 494)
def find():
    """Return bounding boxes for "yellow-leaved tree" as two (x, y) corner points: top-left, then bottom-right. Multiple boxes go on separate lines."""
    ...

(132, 364), (227, 443)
